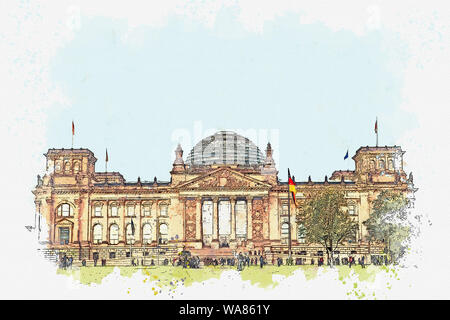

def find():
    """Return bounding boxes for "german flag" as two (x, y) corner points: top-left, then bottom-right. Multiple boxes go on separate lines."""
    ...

(288, 168), (297, 203)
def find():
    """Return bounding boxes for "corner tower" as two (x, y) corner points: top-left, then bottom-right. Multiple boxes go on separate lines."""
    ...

(352, 146), (407, 184)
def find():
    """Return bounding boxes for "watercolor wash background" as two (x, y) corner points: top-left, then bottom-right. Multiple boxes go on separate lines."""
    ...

(0, 0), (449, 299)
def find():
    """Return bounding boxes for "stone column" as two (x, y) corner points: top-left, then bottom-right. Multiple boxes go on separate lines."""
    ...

(121, 199), (126, 244)
(246, 196), (253, 240)
(74, 198), (82, 243)
(230, 197), (236, 240)
(212, 197), (219, 240)
(196, 197), (202, 241)
(46, 198), (54, 244)
(136, 200), (141, 245)
(104, 200), (109, 243)
(182, 198), (186, 242)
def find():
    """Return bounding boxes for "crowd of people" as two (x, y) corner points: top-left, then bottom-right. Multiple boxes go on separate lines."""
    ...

(58, 254), (73, 269)
(59, 251), (387, 269)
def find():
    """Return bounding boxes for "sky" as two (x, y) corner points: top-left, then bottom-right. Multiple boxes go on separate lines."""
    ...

(1, 0), (449, 299)
(47, 8), (415, 182)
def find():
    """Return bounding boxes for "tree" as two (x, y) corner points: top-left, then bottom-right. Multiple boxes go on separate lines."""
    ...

(296, 189), (357, 267)
(363, 190), (411, 264)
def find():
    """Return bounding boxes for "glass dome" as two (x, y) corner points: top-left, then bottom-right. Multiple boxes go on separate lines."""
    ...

(186, 131), (264, 166)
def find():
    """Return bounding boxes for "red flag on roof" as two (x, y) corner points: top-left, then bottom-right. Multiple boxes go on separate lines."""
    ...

(72, 121), (75, 136)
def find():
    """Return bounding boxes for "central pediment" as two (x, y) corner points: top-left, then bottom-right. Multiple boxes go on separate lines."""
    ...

(177, 167), (272, 190)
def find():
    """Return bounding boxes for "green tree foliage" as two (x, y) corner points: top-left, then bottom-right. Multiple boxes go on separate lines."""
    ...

(363, 190), (411, 264)
(296, 189), (357, 266)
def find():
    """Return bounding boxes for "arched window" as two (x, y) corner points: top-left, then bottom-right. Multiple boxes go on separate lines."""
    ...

(370, 160), (375, 170)
(126, 223), (135, 244)
(93, 224), (102, 244)
(73, 161), (81, 174)
(109, 224), (119, 245)
(297, 224), (306, 243)
(281, 222), (289, 236)
(57, 203), (72, 217)
(142, 223), (152, 244)
(388, 159), (394, 170)
(159, 223), (168, 235)
(379, 159), (385, 169)
(64, 161), (71, 173)
(55, 161), (61, 172)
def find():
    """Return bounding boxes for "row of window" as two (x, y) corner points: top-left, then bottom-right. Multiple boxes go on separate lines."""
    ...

(280, 223), (359, 242)
(54, 160), (81, 174)
(56, 203), (168, 217)
(93, 204), (167, 217)
(92, 223), (168, 245)
(58, 202), (358, 218)
(369, 158), (395, 171)
(281, 205), (357, 216)
(281, 223), (306, 243)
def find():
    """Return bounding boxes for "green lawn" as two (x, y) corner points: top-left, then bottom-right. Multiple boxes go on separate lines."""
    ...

(57, 264), (385, 288)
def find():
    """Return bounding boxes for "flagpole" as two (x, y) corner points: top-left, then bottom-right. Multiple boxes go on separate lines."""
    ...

(287, 169), (292, 264)
(376, 117), (378, 147)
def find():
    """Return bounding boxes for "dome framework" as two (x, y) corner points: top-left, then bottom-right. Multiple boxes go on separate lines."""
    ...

(185, 131), (264, 167)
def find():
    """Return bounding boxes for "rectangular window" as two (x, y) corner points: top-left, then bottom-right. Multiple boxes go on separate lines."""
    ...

(127, 206), (135, 216)
(94, 206), (102, 217)
(202, 201), (213, 235)
(348, 205), (356, 215)
(111, 206), (118, 217)
(160, 205), (168, 217)
(235, 201), (247, 236)
(281, 204), (288, 216)
(109, 252), (116, 259)
(143, 206), (151, 216)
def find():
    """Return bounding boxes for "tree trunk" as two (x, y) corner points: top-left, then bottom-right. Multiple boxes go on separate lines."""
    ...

(330, 249), (334, 268)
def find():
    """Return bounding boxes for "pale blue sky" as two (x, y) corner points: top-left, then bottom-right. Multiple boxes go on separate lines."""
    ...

(48, 12), (416, 182)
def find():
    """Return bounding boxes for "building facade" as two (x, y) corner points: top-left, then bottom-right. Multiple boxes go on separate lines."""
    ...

(32, 131), (416, 265)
